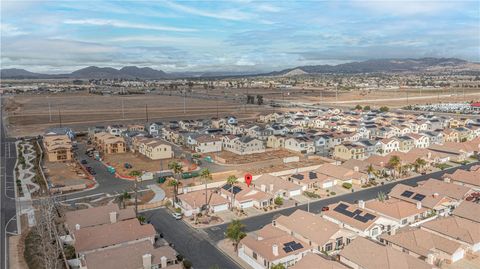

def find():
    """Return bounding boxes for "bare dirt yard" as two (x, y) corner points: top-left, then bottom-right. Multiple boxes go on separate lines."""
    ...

(214, 149), (299, 164)
(102, 152), (177, 175)
(43, 161), (91, 187)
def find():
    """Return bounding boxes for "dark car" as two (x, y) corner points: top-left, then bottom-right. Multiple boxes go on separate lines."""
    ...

(81, 159), (88, 164)
(321, 206), (329, 211)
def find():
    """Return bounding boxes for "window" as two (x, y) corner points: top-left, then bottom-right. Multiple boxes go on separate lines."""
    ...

(401, 219), (407, 225)
(336, 237), (343, 249)
(325, 243), (333, 252)
(252, 252), (257, 260)
(371, 227), (379, 236)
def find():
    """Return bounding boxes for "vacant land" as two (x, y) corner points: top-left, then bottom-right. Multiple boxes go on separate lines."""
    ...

(44, 161), (90, 187)
(4, 93), (274, 136)
(102, 152), (177, 175)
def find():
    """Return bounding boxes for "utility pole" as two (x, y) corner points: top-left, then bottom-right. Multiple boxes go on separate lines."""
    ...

(122, 99), (125, 120)
(134, 177), (138, 217)
(335, 85), (338, 102)
(216, 99), (219, 118)
(145, 104), (149, 123)
(48, 97), (52, 122)
(58, 108), (62, 127)
(183, 91), (186, 114)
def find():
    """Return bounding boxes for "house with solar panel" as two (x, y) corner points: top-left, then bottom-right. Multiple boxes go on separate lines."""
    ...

(322, 201), (398, 239)
(273, 210), (357, 254)
(288, 171), (337, 190)
(220, 182), (274, 210)
(388, 184), (455, 216)
(238, 225), (312, 269)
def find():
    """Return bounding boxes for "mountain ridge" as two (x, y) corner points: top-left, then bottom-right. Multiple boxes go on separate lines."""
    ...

(1, 57), (479, 79)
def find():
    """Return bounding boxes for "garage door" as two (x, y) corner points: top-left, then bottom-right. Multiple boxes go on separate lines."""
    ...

(451, 249), (465, 262)
(473, 243), (480, 252)
(241, 201), (254, 209)
(289, 190), (302, 197)
(213, 204), (229, 213)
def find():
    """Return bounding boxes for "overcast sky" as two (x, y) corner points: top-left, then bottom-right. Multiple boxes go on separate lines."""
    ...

(1, 0), (479, 73)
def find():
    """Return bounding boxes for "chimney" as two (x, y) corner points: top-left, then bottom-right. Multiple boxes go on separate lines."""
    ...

(358, 200), (365, 209)
(269, 184), (274, 192)
(261, 184), (266, 192)
(160, 256), (167, 268)
(257, 236), (264, 241)
(390, 226), (397, 235)
(75, 224), (81, 230)
(432, 192), (439, 198)
(109, 212), (117, 224)
(416, 201), (422, 210)
(272, 244), (279, 256)
(353, 166), (359, 172)
(443, 176), (450, 183)
(142, 254), (152, 269)
(426, 253), (435, 265)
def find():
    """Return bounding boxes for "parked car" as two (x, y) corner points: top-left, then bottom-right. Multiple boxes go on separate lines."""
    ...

(321, 206), (329, 211)
(81, 159), (88, 164)
(172, 212), (182, 220)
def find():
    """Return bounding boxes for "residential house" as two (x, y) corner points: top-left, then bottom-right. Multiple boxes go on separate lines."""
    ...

(290, 253), (349, 269)
(288, 171), (336, 190)
(452, 201), (480, 223)
(106, 125), (126, 137)
(220, 183), (273, 210)
(364, 198), (429, 227)
(273, 210), (356, 254)
(381, 228), (465, 264)
(93, 132), (126, 154)
(43, 134), (74, 162)
(238, 225), (311, 269)
(284, 137), (315, 154)
(397, 136), (415, 152)
(339, 237), (433, 269)
(421, 216), (480, 253)
(253, 174), (302, 198)
(148, 122), (164, 136)
(316, 163), (368, 185)
(379, 138), (400, 155)
(134, 137), (173, 160)
(388, 184), (454, 216)
(222, 135), (265, 155)
(80, 241), (180, 269)
(266, 135), (286, 149)
(322, 201), (398, 238)
(64, 204), (135, 232)
(176, 189), (229, 217)
(194, 135), (222, 153)
(333, 143), (366, 160)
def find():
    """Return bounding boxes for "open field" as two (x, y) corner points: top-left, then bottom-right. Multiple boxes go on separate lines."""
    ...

(102, 152), (178, 175)
(4, 87), (480, 136)
(43, 161), (90, 187)
(3, 93), (276, 136)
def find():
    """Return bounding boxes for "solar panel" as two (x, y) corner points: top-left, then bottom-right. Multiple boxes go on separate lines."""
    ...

(284, 241), (295, 247)
(292, 243), (303, 250)
(412, 194), (426, 201)
(354, 215), (369, 223)
(292, 174), (304, 180)
(222, 184), (242, 194)
(309, 172), (318, 180)
(401, 190), (414, 198)
(283, 246), (293, 253)
(352, 209), (362, 216)
(335, 203), (349, 211)
(364, 213), (376, 221)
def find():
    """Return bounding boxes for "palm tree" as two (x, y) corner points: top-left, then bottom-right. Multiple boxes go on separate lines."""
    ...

(414, 158), (427, 173)
(168, 161), (184, 205)
(226, 175), (238, 209)
(200, 168), (212, 211)
(367, 164), (376, 180)
(118, 191), (131, 209)
(129, 170), (142, 215)
(387, 155), (401, 180)
(226, 219), (246, 252)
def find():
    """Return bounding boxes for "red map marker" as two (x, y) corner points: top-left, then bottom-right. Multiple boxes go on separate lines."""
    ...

(244, 173), (252, 187)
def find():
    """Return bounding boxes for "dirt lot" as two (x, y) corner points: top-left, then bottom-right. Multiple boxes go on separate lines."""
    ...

(43, 161), (90, 187)
(3, 93), (272, 137)
(102, 152), (178, 175)
(214, 149), (299, 164)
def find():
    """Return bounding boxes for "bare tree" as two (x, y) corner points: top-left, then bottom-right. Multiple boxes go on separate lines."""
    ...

(35, 197), (63, 269)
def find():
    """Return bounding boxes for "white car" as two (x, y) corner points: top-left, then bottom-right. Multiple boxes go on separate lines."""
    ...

(172, 212), (182, 220)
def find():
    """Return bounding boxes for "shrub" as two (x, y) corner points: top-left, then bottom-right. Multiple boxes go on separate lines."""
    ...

(183, 259), (193, 269)
(274, 196), (284, 206)
(64, 245), (76, 260)
(303, 191), (320, 199)
(330, 192), (336, 195)
(342, 183), (352, 189)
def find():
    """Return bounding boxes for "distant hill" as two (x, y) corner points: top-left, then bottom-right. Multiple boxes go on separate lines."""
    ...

(267, 58), (479, 76)
(1, 58), (479, 79)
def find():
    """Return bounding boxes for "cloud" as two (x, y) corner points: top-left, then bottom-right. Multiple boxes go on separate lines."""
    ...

(351, 0), (468, 16)
(163, 0), (253, 21)
(0, 23), (28, 36)
(63, 18), (196, 32)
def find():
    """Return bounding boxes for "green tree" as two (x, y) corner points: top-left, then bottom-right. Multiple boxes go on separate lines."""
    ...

(363, 105), (371, 111)
(367, 164), (376, 180)
(200, 168), (212, 211)
(274, 196), (284, 206)
(414, 158), (427, 173)
(137, 215), (146, 224)
(226, 175), (239, 209)
(226, 219), (246, 252)
(379, 106), (390, 112)
(129, 170), (142, 177)
(168, 161), (184, 205)
(354, 104), (362, 110)
(118, 191), (131, 209)
(387, 155), (401, 179)
(377, 191), (387, 202)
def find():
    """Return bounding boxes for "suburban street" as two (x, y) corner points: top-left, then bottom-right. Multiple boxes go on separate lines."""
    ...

(138, 161), (478, 269)
(1, 95), (18, 269)
(142, 208), (242, 269)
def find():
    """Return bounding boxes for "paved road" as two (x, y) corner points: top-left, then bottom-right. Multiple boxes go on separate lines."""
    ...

(56, 143), (158, 201)
(204, 161), (479, 242)
(142, 208), (241, 269)
(1, 95), (18, 269)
